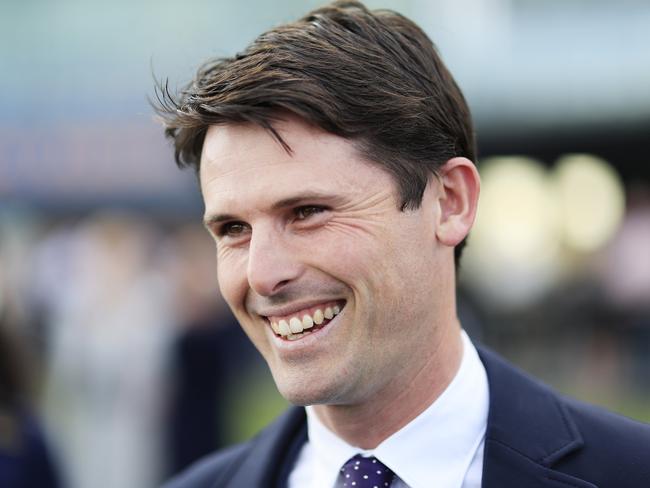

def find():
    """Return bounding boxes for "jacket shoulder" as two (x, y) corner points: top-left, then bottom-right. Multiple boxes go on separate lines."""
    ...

(478, 344), (650, 487)
(160, 407), (307, 488)
(558, 397), (650, 485)
(161, 441), (253, 488)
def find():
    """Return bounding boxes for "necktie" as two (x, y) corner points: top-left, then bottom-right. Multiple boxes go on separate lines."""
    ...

(336, 454), (396, 488)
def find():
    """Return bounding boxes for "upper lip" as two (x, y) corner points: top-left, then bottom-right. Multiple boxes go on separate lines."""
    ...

(256, 299), (345, 319)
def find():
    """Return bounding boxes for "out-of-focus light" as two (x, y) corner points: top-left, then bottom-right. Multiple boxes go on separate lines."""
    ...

(463, 156), (561, 308)
(553, 154), (625, 253)
(471, 156), (559, 264)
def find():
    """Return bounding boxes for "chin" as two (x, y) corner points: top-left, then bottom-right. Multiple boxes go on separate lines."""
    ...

(274, 376), (346, 407)
(277, 385), (332, 406)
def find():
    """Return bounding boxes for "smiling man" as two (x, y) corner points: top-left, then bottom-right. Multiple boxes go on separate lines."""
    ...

(156, 2), (650, 487)
(200, 119), (470, 424)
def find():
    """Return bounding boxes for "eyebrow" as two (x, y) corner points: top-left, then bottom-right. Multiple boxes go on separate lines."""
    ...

(203, 213), (237, 229)
(202, 191), (341, 229)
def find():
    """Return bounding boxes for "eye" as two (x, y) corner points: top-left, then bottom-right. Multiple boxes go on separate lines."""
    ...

(294, 205), (326, 220)
(218, 221), (249, 237)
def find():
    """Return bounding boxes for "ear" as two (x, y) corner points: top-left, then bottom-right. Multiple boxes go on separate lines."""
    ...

(435, 157), (480, 247)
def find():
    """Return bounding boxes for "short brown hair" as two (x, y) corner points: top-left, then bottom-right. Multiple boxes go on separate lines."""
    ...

(155, 0), (475, 262)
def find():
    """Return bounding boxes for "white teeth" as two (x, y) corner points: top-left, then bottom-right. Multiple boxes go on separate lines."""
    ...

(313, 309), (324, 325)
(289, 317), (303, 333)
(302, 314), (314, 329)
(287, 331), (311, 341)
(274, 303), (344, 337)
(278, 320), (291, 336)
(270, 321), (280, 334)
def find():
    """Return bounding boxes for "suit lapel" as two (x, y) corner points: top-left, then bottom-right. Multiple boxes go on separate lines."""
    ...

(478, 347), (597, 488)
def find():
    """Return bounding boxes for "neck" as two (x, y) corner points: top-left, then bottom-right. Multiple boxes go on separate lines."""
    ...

(312, 320), (464, 449)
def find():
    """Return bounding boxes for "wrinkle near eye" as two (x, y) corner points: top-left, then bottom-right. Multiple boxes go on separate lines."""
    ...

(332, 188), (398, 215)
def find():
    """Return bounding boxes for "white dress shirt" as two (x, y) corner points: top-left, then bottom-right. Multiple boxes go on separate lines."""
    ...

(288, 330), (489, 488)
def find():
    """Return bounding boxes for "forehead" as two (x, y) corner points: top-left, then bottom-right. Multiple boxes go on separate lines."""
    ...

(199, 118), (394, 215)
(200, 120), (341, 181)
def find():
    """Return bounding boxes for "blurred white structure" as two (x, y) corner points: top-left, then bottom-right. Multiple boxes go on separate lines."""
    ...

(34, 215), (175, 488)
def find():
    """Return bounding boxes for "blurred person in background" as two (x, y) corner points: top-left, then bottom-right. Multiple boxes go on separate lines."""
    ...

(164, 224), (263, 475)
(601, 187), (650, 391)
(156, 1), (650, 487)
(33, 213), (175, 488)
(0, 268), (61, 487)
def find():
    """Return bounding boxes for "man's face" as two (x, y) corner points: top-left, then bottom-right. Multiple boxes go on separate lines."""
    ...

(200, 117), (451, 406)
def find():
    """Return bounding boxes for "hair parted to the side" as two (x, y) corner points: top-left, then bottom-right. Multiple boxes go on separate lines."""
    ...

(154, 0), (476, 263)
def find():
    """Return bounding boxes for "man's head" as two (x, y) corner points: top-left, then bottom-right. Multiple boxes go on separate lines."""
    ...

(156, 0), (476, 263)
(156, 1), (480, 409)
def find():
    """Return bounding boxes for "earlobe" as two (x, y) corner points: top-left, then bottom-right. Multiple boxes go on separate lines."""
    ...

(435, 157), (480, 247)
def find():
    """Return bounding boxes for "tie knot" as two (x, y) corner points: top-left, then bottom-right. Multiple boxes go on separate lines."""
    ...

(337, 454), (395, 488)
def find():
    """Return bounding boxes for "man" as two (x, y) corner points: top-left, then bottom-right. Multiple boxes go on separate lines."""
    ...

(156, 2), (650, 487)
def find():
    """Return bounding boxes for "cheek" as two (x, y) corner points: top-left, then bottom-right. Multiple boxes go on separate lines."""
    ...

(216, 252), (248, 310)
(306, 232), (374, 283)
(309, 231), (397, 304)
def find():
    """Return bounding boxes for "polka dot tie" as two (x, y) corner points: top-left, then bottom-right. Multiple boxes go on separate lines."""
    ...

(336, 454), (396, 488)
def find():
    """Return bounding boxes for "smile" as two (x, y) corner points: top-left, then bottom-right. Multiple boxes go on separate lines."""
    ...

(267, 300), (345, 341)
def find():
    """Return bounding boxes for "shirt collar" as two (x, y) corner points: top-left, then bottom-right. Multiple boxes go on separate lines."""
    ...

(305, 330), (489, 488)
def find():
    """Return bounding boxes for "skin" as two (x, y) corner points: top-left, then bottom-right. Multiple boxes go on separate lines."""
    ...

(200, 116), (480, 449)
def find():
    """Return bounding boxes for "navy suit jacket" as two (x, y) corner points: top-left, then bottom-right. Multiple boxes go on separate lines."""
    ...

(163, 346), (650, 487)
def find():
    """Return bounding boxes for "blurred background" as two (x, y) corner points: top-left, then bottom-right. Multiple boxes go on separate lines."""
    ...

(1, 0), (649, 486)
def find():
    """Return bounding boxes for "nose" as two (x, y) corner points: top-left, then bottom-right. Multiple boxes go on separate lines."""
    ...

(246, 225), (304, 297)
